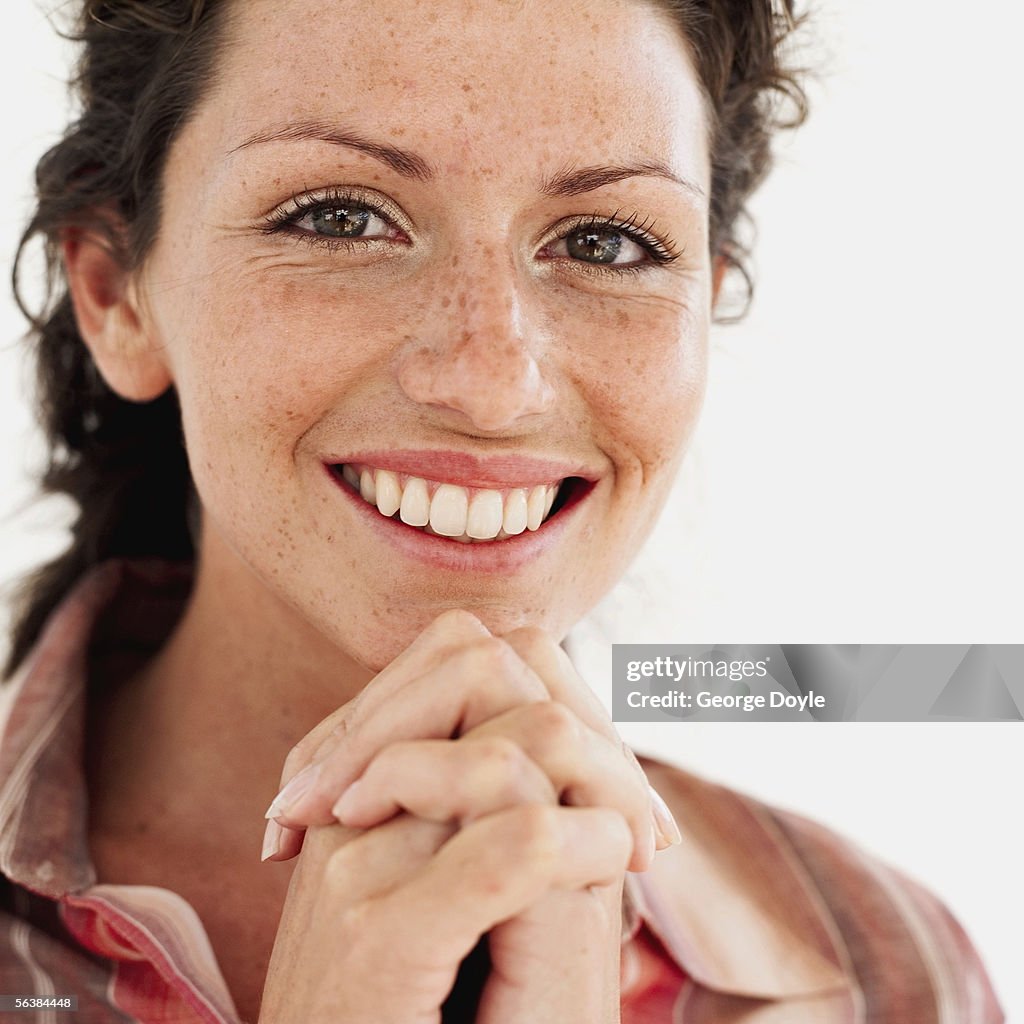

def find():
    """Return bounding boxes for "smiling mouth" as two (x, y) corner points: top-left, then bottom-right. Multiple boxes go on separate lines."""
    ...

(330, 462), (579, 544)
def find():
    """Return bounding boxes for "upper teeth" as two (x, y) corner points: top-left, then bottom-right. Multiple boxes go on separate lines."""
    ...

(340, 464), (561, 541)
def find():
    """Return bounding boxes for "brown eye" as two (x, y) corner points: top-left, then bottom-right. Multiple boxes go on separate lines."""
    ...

(307, 204), (374, 237)
(550, 224), (650, 268)
(565, 227), (624, 264)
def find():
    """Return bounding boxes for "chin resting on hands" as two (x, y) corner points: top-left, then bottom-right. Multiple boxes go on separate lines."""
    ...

(261, 608), (680, 868)
(256, 609), (681, 1023)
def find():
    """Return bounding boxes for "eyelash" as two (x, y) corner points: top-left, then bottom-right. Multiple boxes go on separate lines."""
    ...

(553, 208), (684, 277)
(260, 188), (685, 275)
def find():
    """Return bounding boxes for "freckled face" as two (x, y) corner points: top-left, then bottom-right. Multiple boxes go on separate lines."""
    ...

(140, 0), (712, 669)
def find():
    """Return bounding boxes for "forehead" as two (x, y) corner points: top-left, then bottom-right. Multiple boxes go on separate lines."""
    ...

(197, 0), (710, 193)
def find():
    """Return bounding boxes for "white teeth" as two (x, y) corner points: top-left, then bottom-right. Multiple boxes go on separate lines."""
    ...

(526, 485), (546, 531)
(359, 469), (376, 505)
(399, 477), (430, 526)
(429, 484), (469, 537)
(344, 464), (568, 541)
(467, 490), (505, 539)
(544, 486), (556, 517)
(375, 470), (402, 517)
(502, 488), (529, 536)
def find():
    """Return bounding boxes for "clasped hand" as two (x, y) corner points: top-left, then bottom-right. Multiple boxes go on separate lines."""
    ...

(257, 610), (680, 1024)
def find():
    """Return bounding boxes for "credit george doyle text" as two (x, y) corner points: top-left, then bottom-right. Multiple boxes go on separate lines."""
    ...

(611, 645), (1024, 722)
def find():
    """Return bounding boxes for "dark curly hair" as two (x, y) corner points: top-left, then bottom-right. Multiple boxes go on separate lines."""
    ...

(3, 0), (809, 681)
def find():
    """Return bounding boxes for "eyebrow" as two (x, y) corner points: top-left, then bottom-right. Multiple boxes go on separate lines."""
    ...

(231, 120), (435, 181)
(539, 161), (705, 202)
(231, 120), (705, 201)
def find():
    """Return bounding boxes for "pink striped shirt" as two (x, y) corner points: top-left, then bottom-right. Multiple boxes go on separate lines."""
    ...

(0, 560), (1006, 1022)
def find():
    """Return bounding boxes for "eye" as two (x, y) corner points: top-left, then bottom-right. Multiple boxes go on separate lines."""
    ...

(261, 188), (409, 248)
(298, 202), (394, 239)
(541, 212), (682, 274)
(553, 226), (649, 266)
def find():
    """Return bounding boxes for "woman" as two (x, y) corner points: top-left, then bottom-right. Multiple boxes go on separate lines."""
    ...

(0, 0), (1004, 1021)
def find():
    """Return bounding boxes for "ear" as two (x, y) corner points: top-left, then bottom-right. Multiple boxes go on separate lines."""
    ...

(62, 226), (172, 402)
(711, 252), (729, 310)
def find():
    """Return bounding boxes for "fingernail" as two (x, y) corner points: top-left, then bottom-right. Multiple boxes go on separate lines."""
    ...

(650, 785), (682, 848)
(261, 819), (286, 861)
(265, 763), (320, 820)
(330, 779), (363, 822)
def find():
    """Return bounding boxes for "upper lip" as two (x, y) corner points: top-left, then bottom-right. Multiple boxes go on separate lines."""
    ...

(324, 449), (601, 489)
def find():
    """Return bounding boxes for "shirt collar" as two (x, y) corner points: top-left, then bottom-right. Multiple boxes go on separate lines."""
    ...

(2, 559), (849, 1003)
(626, 760), (850, 1000)
(0, 560), (193, 899)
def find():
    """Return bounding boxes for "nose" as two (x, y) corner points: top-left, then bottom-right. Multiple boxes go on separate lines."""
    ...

(396, 263), (556, 432)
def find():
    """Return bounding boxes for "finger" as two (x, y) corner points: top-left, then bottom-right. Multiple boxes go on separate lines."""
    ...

(261, 820), (305, 862)
(319, 814), (456, 904)
(483, 886), (623, 1023)
(503, 626), (647, 782)
(360, 805), (632, 970)
(502, 627), (670, 852)
(501, 626), (617, 741)
(467, 703), (656, 871)
(267, 636), (549, 827)
(266, 609), (494, 813)
(329, 735), (557, 827)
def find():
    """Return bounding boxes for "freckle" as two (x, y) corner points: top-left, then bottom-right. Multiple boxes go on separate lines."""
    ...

(461, 82), (471, 92)
(441, 296), (451, 308)
(458, 293), (467, 309)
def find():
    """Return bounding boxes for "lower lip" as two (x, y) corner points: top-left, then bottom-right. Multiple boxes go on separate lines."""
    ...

(323, 464), (594, 574)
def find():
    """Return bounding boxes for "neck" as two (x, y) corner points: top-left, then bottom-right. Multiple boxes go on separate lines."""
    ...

(88, 523), (373, 854)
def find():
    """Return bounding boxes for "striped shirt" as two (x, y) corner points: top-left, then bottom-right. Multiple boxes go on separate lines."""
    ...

(0, 560), (1006, 1022)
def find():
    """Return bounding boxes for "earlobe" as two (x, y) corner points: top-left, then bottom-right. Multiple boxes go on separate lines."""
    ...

(62, 227), (172, 402)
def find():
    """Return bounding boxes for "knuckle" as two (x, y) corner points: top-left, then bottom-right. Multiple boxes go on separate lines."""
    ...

(324, 840), (366, 893)
(505, 625), (549, 658)
(471, 734), (523, 770)
(467, 735), (535, 798)
(510, 804), (562, 868)
(467, 636), (521, 675)
(605, 811), (634, 871)
(527, 700), (581, 748)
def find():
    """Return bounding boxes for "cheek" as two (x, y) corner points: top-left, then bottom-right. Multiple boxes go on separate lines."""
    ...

(572, 291), (709, 481)
(163, 268), (386, 459)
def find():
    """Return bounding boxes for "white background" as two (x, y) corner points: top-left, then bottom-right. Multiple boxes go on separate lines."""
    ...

(2, 2), (1022, 1019)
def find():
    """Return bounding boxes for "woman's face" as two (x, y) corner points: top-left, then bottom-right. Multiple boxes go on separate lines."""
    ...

(138, 0), (712, 669)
